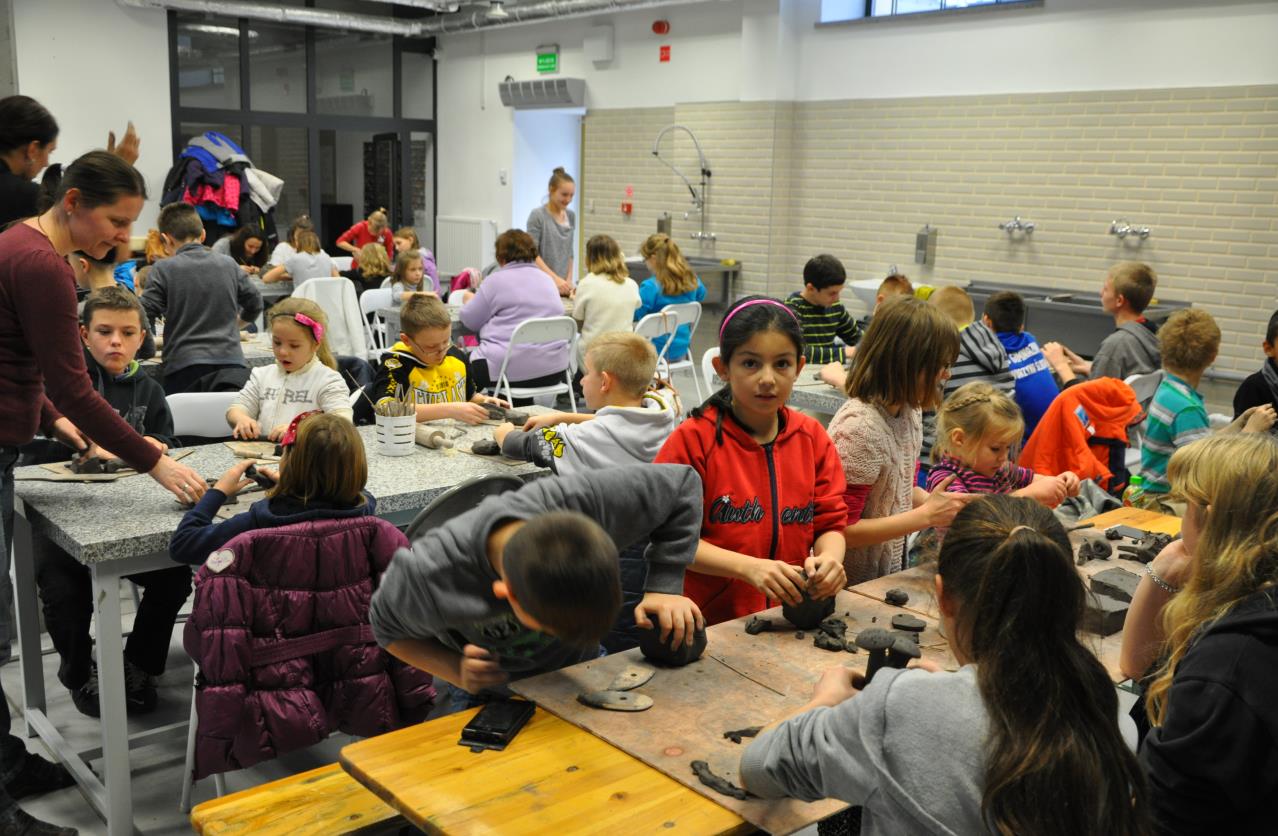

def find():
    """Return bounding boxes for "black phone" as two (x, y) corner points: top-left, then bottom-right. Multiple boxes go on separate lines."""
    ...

(458, 699), (536, 752)
(1107, 524), (1147, 540)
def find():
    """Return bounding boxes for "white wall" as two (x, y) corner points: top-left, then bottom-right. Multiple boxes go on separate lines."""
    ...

(511, 108), (582, 251)
(12, 0), (171, 230)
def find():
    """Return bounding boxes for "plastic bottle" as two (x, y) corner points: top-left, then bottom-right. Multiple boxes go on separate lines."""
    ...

(1122, 474), (1146, 508)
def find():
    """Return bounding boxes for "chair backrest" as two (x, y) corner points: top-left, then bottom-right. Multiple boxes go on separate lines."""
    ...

(294, 278), (367, 358)
(167, 392), (239, 438)
(404, 474), (526, 541)
(360, 288), (395, 352)
(634, 310), (679, 344)
(508, 315), (578, 348)
(331, 255), (353, 271)
(701, 347), (721, 392)
(1124, 369), (1164, 410)
(664, 301), (702, 333)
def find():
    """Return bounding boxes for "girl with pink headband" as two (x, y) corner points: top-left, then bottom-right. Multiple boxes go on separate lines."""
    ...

(655, 295), (848, 626)
(226, 298), (353, 441)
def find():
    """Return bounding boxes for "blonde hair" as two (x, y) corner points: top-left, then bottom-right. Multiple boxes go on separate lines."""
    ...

(878, 274), (913, 298)
(366, 207), (388, 232)
(585, 332), (657, 397)
(845, 295), (959, 411)
(585, 235), (628, 284)
(1108, 261), (1157, 314)
(393, 226), (420, 248)
(639, 234), (697, 296)
(357, 242), (392, 279)
(392, 250), (424, 288)
(1159, 308), (1220, 377)
(266, 297), (337, 370)
(270, 413), (367, 507)
(294, 229), (321, 254)
(1146, 433), (1278, 726)
(933, 382), (1024, 463)
(400, 293), (451, 335)
(930, 286), (975, 327)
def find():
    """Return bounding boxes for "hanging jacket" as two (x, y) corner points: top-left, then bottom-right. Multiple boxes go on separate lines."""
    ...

(182, 513), (435, 780)
(996, 329), (1060, 440)
(188, 131), (252, 168)
(1019, 377), (1140, 491)
(655, 404), (848, 625)
(292, 278), (367, 359)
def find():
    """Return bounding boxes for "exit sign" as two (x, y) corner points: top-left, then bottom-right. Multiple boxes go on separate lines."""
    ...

(537, 52), (558, 74)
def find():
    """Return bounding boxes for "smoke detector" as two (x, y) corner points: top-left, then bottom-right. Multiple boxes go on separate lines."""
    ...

(486, 0), (509, 20)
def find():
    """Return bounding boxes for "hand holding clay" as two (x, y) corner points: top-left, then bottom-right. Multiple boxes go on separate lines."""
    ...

(266, 424), (291, 443)
(231, 415), (261, 440)
(522, 411), (570, 432)
(635, 592), (704, 650)
(492, 422), (515, 446)
(810, 665), (861, 708)
(214, 460), (258, 498)
(1149, 538), (1193, 591)
(919, 474), (978, 528)
(1019, 476), (1068, 507)
(803, 553), (845, 599)
(447, 401), (491, 425)
(1244, 404), (1277, 434)
(746, 559), (806, 606)
(457, 644), (509, 693)
(1058, 470), (1081, 497)
(818, 362), (847, 390)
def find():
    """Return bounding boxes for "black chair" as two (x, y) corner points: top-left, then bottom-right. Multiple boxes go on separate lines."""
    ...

(403, 474), (526, 541)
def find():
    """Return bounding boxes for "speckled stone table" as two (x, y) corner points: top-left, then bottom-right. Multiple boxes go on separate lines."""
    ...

(140, 332), (276, 380)
(250, 276), (294, 301)
(788, 377), (846, 416)
(10, 421), (548, 836)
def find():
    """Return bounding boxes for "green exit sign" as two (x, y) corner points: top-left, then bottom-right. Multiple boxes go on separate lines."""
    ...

(536, 52), (558, 74)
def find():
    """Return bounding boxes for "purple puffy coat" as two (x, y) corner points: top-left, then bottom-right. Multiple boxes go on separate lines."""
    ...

(183, 516), (435, 779)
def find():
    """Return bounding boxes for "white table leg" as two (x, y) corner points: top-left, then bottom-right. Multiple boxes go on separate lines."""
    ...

(11, 507), (46, 736)
(90, 563), (133, 836)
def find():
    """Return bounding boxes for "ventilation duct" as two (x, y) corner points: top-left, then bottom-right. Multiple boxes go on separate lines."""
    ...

(499, 77), (585, 108)
(116, 0), (431, 38)
(420, 0), (718, 35)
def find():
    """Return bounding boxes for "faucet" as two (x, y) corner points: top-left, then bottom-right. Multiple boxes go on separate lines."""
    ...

(1110, 219), (1151, 240)
(999, 216), (1036, 236)
(653, 124), (714, 247)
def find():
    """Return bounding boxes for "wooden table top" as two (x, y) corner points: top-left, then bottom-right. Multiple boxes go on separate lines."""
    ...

(340, 706), (750, 835)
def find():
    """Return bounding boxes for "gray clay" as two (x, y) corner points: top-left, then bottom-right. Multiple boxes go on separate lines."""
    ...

(744, 616), (773, 635)
(886, 636), (921, 669)
(1077, 540), (1113, 563)
(637, 624), (707, 666)
(690, 760), (751, 800)
(722, 726), (763, 745)
(890, 614), (926, 633)
(811, 617), (853, 652)
(794, 631), (805, 640)
(1091, 567), (1141, 603)
(482, 403), (506, 421)
(1083, 591), (1129, 636)
(1104, 527), (1124, 541)
(812, 631), (848, 652)
(856, 628), (896, 682)
(576, 690), (654, 712)
(471, 439), (501, 456)
(884, 588), (910, 606)
(1118, 533), (1175, 564)
(69, 455), (120, 475)
(505, 410), (530, 426)
(781, 578), (837, 630)
(607, 665), (655, 692)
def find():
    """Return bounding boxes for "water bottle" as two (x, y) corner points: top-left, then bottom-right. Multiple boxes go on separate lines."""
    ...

(1122, 474), (1146, 508)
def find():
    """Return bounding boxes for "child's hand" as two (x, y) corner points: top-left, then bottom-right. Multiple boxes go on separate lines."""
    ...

(1243, 404), (1277, 434)
(522, 412), (569, 432)
(143, 436), (168, 455)
(448, 402), (490, 425)
(457, 644), (509, 694)
(266, 424), (290, 442)
(213, 460), (256, 497)
(918, 474), (979, 528)
(745, 559), (806, 606)
(804, 553), (846, 599)
(818, 362), (847, 390)
(634, 593), (705, 650)
(1042, 342), (1068, 369)
(1018, 476), (1068, 507)
(810, 666), (861, 708)
(231, 415), (261, 440)
(493, 422), (515, 446)
(1058, 471), (1081, 497)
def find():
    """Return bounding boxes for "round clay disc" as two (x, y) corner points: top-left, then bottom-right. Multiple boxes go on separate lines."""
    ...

(576, 690), (654, 712)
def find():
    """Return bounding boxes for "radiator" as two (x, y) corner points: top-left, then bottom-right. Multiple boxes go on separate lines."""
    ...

(435, 217), (498, 277)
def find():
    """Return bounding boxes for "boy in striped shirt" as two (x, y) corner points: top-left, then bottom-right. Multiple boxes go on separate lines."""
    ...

(785, 254), (862, 365)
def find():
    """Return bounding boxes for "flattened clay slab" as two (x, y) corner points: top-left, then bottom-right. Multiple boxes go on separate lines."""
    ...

(1083, 591), (1128, 636)
(1091, 567), (1141, 603)
(577, 690), (654, 712)
(608, 665), (656, 692)
(225, 440), (280, 460)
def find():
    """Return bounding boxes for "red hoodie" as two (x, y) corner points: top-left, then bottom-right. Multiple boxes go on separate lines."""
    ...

(655, 405), (847, 625)
(1019, 377), (1140, 490)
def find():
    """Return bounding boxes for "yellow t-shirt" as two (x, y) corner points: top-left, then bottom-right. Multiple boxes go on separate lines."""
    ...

(376, 343), (472, 407)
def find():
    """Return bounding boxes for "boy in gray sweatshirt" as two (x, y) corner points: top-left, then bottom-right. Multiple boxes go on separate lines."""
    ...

(141, 202), (263, 394)
(1044, 261), (1161, 387)
(370, 464), (704, 698)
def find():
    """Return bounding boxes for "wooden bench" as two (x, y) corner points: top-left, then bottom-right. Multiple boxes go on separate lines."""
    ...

(191, 763), (403, 835)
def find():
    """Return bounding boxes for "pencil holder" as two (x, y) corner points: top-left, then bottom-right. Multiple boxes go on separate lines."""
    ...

(375, 413), (416, 457)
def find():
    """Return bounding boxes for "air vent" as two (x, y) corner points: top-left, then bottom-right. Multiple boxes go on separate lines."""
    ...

(498, 78), (586, 109)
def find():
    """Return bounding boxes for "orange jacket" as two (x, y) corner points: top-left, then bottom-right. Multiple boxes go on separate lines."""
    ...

(1019, 377), (1140, 490)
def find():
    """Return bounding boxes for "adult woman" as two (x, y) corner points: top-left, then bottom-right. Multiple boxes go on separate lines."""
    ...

(336, 208), (393, 269)
(459, 229), (568, 392)
(526, 168), (576, 297)
(212, 225), (268, 274)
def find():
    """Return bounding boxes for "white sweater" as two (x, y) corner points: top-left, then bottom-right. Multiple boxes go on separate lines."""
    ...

(228, 356), (352, 434)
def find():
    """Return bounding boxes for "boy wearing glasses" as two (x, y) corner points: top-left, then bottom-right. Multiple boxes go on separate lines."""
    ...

(358, 294), (507, 424)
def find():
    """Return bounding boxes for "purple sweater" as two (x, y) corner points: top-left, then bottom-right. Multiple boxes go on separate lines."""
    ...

(460, 261), (568, 381)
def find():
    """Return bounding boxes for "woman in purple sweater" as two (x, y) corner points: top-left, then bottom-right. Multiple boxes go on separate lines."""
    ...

(459, 229), (570, 392)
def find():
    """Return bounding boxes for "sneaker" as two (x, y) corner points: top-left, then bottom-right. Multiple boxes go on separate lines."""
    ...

(2, 751), (75, 801)
(123, 659), (158, 716)
(0, 804), (77, 836)
(69, 667), (99, 719)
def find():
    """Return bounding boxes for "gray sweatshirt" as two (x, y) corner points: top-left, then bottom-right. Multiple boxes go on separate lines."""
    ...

(140, 243), (263, 373)
(740, 666), (989, 836)
(369, 464), (703, 679)
(1090, 321), (1160, 382)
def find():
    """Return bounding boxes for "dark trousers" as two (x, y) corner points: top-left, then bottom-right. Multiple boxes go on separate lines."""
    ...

(163, 362), (244, 395)
(35, 544), (192, 690)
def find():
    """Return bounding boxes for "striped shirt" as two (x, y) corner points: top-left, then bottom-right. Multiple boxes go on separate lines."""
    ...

(926, 455), (1034, 496)
(785, 293), (863, 366)
(1139, 372), (1210, 494)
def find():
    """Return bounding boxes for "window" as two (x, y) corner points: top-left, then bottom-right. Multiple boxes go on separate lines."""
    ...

(821, 0), (1038, 25)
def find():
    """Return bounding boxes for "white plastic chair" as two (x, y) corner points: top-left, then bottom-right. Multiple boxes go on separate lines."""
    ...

(179, 673), (226, 812)
(490, 316), (578, 411)
(635, 301), (703, 401)
(331, 255), (353, 271)
(1124, 369), (1164, 469)
(293, 278), (369, 359)
(167, 392), (240, 438)
(359, 287), (395, 353)
(701, 347), (721, 394)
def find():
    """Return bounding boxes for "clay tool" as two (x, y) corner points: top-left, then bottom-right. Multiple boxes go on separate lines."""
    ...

(576, 690), (654, 712)
(607, 665), (656, 692)
(415, 427), (454, 450)
(1066, 521), (1095, 532)
(707, 654), (785, 698)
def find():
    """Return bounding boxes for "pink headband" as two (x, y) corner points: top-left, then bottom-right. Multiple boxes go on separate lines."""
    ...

(719, 298), (800, 340)
(295, 313), (325, 344)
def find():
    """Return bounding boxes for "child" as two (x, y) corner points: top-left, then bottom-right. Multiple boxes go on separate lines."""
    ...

(830, 295), (972, 583)
(919, 286), (980, 474)
(655, 296), (847, 625)
(140, 202), (263, 395)
(389, 249), (432, 302)
(69, 249), (156, 361)
(1137, 308), (1274, 505)
(1119, 434), (1278, 832)
(393, 226), (440, 295)
(1232, 309), (1278, 420)
(369, 465), (706, 699)
(785, 254), (862, 366)
(358, 293), (506, 425)
(36, 286), (190, 717)
(820, 273), (915, 389)
(982, 290), (1059, 441)
(226, 299), (352, 441)
(572, 234), (640, 369)
(267, 214), (314, 268)
(211, 225), (268, 275)
(928, 382), (1080, 508)
(497, 332), (678, 474)
(261, 228), (337, 284)
(336, 207), (394, 268)
(1044, 261), (1161, 385)
(343, 242), (392, 297)
(527, 167), (577, 296)
(634, 233), (707, 363)
(740, 495), (1149, 835)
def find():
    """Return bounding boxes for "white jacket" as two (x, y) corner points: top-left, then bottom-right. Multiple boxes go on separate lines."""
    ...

(229, 356), (352, 434)
(293, 277), (367, 358)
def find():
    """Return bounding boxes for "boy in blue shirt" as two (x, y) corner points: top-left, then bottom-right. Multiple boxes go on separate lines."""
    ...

(983, 291), (1059, 441)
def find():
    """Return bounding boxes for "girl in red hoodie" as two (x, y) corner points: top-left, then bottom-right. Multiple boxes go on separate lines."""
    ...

(656, 295), (847, 625)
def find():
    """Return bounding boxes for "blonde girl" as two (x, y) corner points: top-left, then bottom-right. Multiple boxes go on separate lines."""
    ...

(526, 167), (576, 296)
(262, 228), (338, 284)
(830, 295), (970, 583)
(633, 233), (707, 362)
(226, 298), (351, 441)
(573, 235), (640, 367)
(345, 242), (392, 295)
(389, 250), (432, 302)
(928, 381), (1080, 506)
(336, 207), (394, 268)
(392, 226), (440, 294)
(1118, 433), (1278, 831)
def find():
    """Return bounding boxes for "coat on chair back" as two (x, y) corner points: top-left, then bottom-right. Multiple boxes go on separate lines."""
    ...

(183, 516), (435, 779)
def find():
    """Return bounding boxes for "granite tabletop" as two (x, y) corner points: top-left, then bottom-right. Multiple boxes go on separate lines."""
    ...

(140, 332), (276, 379)
(251, 277), (294, 299)
(788, 376), (846, 416)
(13, 418), (548, 565)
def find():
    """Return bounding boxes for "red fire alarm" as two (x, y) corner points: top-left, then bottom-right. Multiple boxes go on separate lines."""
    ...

(652, 19), (670, 35)
(621, 201), (633, 216)
(659, 44), (671, 63)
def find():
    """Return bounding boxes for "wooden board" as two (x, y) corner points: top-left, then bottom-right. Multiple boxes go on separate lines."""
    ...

(512, 590), (954, 835)
(224, 440), (280, 461)
(340, 707), (748, 836)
